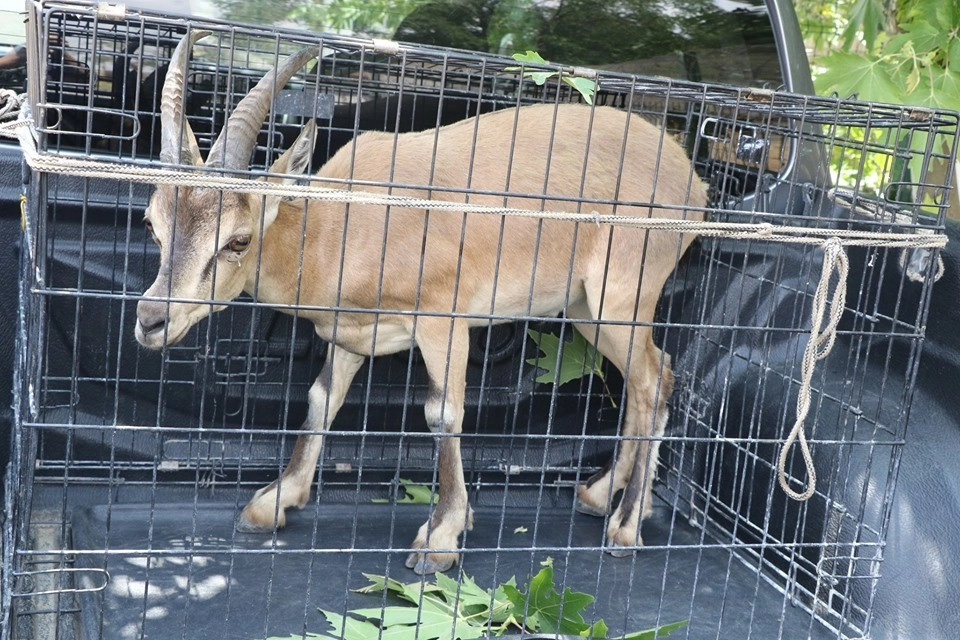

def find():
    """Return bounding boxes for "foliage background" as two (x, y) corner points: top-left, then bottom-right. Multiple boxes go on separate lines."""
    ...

(796, 0), (960, 111)
(795, 0), (960, 216)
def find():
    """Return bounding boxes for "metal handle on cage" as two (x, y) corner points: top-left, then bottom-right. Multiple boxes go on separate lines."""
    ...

(11, 567), (110, 597)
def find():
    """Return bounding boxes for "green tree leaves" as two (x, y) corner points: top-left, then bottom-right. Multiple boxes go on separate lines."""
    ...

(808, 0), (960, 111)
(798, 0), (959, 211)
(526, 328), (617, 406)
(841, 0), (887, 51)
(267, 565), (686, 640)
(815, 52), (902, 102)
(501, 564), (596, 634)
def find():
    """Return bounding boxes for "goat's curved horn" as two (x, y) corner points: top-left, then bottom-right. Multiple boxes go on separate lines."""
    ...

(160, 29), (211, 165)
(207, 46), (320, 171)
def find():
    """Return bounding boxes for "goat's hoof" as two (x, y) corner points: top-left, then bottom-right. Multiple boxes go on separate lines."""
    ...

(234, 504), (284, 533)
(235, 514), (275, 533)
(234, 513), (277, 533)
(606, 541), (636, 558)
(574, 498), (610, 518)
(405, 551), (457, 575)
(575, 484), (614, 517)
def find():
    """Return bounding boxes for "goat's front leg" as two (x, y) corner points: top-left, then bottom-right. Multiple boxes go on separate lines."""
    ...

(236, 345), (365, 532)
(405, 319), (471, 575)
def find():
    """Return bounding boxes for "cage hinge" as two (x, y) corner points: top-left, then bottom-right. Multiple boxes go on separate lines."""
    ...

(569, 66), (598, 79)
(95, 2), (128, 21)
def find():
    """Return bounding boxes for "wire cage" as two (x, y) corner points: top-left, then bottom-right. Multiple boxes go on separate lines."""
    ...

(4, 1), (958, 640)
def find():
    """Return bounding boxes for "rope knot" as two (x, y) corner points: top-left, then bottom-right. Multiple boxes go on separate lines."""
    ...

(0, 89), (25, 122)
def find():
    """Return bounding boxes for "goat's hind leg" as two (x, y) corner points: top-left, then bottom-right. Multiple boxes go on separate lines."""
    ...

(236, 345), (364, 532)
(605, 344), (673, 556)
(405, 318), (471, 575)
(570, 321), (635, 518)
(570, 304), (672, 554)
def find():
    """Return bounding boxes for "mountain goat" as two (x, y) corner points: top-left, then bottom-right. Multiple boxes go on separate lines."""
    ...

(136, 31), (707, 574)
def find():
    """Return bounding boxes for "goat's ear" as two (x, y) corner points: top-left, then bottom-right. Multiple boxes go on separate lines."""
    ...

(261, 119), (318, 229)
(268, 119), (317, 178)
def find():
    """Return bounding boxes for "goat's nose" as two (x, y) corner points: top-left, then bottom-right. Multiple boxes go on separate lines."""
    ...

(137, 301), (168, 335)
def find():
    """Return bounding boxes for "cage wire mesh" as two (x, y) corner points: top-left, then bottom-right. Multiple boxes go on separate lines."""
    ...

(4, 1), (958, 640)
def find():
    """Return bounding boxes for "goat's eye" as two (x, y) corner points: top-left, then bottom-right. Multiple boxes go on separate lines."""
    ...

(143, 219), (159, 245)
(226, 235), (251, 253)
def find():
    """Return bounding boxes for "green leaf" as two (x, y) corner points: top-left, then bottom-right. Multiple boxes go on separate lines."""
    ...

(930, 67), (960, 111)
(372, 478), (439, 505)
(841, 0), (887, 51)
(584, 619), (609, 638)
(354, 573), (448, 613)
(562, 76), (596, 104)
(948, 37), (960, 72)
(488, 581), (520, 624)
(501, 582), (536, 629)
(907, 0), (960, 31)
(815, 52), (903, 103)
(526, 70), (558, 85)
(503, 565), (595, 634)
(278, 571), (689, 640)
(904, 67), (960, 110)
(319, 610), (384, 640)
(320, 604), (485, 640)
(526, 329), (605, 386)
(902, 20), (949, 56)
(350, 606), (451, 626)
(506, 51), (561, 87)
(511, 50), (549, 65)
(617, 619), (689, 640)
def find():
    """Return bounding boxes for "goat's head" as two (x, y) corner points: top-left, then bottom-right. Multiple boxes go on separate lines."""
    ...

(136, 32), (318, 349)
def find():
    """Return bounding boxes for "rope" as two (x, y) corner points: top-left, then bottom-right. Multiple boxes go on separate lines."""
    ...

(0, 92), (948, 503)
(777, 238), (848, 500)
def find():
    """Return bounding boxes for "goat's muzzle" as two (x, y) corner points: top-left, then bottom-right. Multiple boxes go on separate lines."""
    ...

(135, 298), (187, 349)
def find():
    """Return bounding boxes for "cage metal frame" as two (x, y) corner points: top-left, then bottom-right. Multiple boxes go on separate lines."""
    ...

(3, 1), (958, 639)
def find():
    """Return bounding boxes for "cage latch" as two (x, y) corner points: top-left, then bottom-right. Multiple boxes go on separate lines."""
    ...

(699, 117), (772, 167)
(736, 127), (770, 164)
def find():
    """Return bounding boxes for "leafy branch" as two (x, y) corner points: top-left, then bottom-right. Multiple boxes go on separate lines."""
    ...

(266, 559), (686, 640)
(507, 51), (597, 104)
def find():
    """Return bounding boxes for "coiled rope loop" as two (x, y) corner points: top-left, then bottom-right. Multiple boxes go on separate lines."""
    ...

(777, 238), (848, 501)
